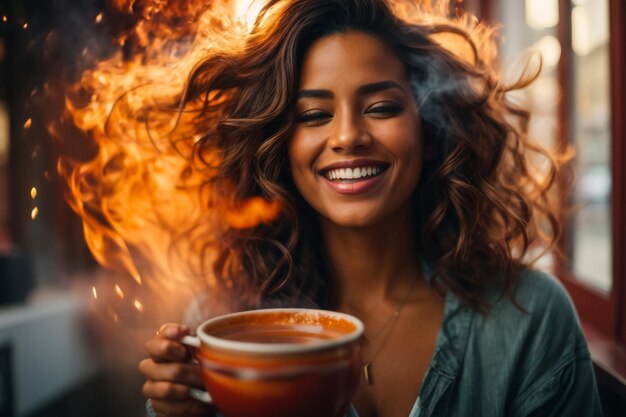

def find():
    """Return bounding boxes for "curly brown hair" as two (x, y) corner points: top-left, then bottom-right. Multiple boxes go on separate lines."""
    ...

(159, 0), (565, 313)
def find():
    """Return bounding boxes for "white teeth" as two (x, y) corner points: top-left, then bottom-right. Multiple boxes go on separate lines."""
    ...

(324, 165), (384, 181)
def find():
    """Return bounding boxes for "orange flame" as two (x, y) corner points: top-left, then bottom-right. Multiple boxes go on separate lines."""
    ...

(57, 0), (494, 316)
(24, 118), (32, 129)
(56, 0), (277, 315)
(225, 197), (282, 229)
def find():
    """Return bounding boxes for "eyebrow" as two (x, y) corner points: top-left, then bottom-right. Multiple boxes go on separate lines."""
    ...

(296, 80), (405, 100)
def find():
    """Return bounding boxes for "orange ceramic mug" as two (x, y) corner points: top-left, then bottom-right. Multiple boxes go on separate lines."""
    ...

(181, 308), (364, 417)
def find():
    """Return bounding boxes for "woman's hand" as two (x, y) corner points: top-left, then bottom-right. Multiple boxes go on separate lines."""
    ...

(139, 323), (214, 417)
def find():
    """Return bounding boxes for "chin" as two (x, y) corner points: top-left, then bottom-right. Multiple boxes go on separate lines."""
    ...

(323, 211), (383, 229)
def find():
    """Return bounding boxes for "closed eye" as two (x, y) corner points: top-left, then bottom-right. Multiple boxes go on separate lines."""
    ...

(295, 111), (332, 126)
(366, 103), (403, 117)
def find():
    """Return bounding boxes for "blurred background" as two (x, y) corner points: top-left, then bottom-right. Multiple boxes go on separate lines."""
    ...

(0, 0), (625, 416)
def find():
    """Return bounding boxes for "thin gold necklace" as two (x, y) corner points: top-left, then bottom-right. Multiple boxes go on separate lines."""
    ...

(362, 273), (420, 385)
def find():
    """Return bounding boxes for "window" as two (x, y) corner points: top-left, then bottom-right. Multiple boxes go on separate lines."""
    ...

(496, 0), (626, 346)
(555, 0), (626, 345)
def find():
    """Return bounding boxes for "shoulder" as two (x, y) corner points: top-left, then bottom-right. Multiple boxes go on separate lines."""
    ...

(474, 268), (589, 358)
(512, 268), (576, 316)
(511, 269), (586, 351)
(498, 270), (602, 416)
(486, 268), (580, 324)
(519, 269), (587, 350)
(451, 269), (601, 416)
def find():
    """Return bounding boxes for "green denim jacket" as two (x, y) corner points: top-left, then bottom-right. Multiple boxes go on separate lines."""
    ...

(348, 268), (604, 417)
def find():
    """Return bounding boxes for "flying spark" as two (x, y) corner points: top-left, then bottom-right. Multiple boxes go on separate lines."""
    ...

(31, 207), (39, 220)
(92, 287), (98, 299)
(114, 284), (125, 299)
(134, 299), (144, 312)
(24, 118), (32, 129)
(30, 187), (37, 199)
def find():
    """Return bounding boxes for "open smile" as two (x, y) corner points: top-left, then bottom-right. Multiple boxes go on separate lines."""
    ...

(318, 162), (390, 194)
(322, 165), (388, 183)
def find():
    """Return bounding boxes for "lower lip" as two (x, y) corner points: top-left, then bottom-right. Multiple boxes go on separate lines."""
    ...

(321, 171), (387, 195)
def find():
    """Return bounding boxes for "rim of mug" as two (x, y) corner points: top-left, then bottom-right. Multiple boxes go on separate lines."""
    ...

(196, 308), (365, 355)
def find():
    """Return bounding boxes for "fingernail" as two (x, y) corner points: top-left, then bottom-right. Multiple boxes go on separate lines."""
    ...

(165, 327), (179, 338)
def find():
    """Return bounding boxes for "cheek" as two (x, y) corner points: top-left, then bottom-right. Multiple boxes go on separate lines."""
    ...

(381, 121), (423, 165)
(287, 134), (317, 191)
(287, 137), (305, 178)
(388, 121), (424, 192)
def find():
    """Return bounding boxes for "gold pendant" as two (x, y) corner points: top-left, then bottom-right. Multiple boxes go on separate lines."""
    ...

(363, 361), (373, 385)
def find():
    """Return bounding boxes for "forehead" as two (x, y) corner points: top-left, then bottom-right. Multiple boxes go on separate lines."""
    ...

(298, 31), (408, 89)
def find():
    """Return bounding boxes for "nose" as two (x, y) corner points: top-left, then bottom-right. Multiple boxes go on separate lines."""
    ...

(327, 109), (372, 153)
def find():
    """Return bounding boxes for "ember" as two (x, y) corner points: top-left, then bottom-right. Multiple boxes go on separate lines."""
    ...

(134, 299), (144, 312)
(115, 284), (125, 299)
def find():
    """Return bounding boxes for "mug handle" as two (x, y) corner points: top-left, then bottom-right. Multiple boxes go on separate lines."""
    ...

(180, 335), (213, 404)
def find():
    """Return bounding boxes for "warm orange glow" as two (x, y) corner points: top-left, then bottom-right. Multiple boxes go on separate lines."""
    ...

(57, 0), (264, 300)
(114, 284), (125, 299)
(226, 197), (282, 229)
(22, 22), (28, 29)
(233, 0), (266, 29)
(2, 16), (7, 23)
(57, 0), (493, 311)
(109, 308), (120, 323)
(24, 118), (32, 129)
(31, 207), (39, 220)
(30, 187), (37, 199)
(134, 299), (144, 312)
(92, 286), (98, 299)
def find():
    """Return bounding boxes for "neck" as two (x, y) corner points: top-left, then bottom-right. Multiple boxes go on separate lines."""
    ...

(319, 203), (423, 308)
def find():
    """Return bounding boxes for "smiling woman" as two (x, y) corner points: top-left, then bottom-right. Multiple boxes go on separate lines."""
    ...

(289, 32), (423, 228)
(133, 1), (604, 416)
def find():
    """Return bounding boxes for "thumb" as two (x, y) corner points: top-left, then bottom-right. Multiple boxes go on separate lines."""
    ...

(158, 323), (190, 340)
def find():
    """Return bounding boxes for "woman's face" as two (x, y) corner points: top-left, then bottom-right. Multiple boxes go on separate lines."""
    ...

(288, 31), (423, 228)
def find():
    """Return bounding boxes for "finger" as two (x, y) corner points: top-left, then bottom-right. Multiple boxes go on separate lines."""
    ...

(138, 359), (204, 388)
(157, 323), (190, 340)
(145, 338), (189, 362)
(142, 380), (192, 401)
(149, 398), (213, 417)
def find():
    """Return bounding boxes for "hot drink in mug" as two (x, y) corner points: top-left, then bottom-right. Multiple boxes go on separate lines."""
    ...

(181, 308), (364, 417)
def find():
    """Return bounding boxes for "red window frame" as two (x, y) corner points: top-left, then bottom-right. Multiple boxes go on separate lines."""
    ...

(554, 0), (626, 347)
(471, 0), (625, 347)
(468, 1), (626, 388)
